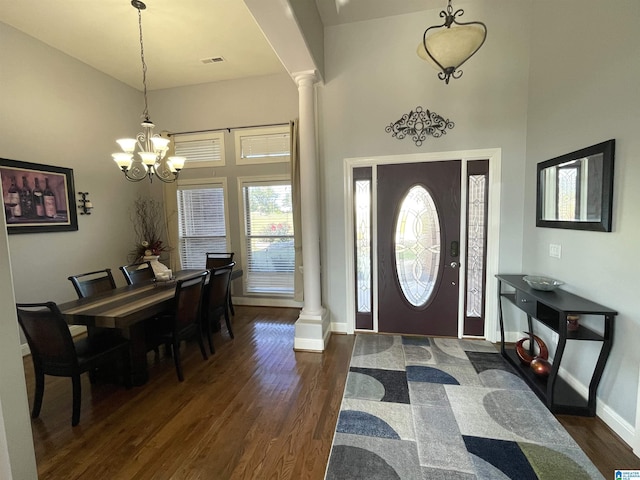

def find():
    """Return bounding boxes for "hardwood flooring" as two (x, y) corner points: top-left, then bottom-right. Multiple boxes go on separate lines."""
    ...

(22, 306), (639, 479)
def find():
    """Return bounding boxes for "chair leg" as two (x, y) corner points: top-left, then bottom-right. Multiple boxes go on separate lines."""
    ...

(197, 327), (209, 360)
(71, 374), (82, 426)
(172, 340), (184, 382)
(32, 366), (45, 419)
(201, 313), (214, 355)
(224, 307), (234, 339)
(228, 293), (235, 316)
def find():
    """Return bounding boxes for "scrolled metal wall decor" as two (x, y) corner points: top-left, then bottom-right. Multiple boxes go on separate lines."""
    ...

(385, 106), (454, 146)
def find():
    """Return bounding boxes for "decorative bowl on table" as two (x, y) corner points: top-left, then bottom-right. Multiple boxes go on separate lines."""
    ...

(523, 275), (564, 291)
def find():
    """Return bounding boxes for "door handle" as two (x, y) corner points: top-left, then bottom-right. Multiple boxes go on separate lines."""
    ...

(450, 262), (458, 268)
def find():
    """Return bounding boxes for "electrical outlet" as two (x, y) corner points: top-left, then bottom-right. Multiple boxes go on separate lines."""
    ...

(549, 244), (561, 259)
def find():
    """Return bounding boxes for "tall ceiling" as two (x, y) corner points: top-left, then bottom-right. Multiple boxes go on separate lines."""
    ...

(0, 0), (445, 90)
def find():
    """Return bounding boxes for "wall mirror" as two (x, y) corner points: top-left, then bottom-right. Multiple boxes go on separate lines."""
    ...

(536, 139), (615, 232)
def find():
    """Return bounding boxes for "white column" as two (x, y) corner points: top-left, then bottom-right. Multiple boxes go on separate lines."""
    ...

(292, 70), (330, 352)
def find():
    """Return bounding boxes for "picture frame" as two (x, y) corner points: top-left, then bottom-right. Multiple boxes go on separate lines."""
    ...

(1, 158), (78, 234)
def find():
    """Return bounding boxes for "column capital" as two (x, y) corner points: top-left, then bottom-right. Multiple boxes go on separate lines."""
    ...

(292, 70), (318, 87)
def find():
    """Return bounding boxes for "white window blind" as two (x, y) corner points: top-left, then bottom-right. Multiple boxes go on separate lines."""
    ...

(241, 180), (294, 295)
(177, 184), (227, 269)
(174, 132), (225, 168)
(234, 126), (290, 165)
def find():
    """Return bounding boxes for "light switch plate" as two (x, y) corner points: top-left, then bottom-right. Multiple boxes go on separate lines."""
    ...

(549, 244), (562, 259)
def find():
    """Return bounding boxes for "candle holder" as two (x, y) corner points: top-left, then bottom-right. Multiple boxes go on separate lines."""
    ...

(78, 192), (93, 215)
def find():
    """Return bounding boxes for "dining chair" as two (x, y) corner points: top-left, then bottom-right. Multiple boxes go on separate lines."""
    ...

(205, 252), (236, 315)
(68, 268), (117, 298)
(202, 263), (235, 354)
(151, 271), (208, 382)
(119, 261), (155, 285)
(16, 302), (130, 426)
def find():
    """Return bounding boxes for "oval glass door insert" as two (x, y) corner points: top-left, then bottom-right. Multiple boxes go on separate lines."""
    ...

(394, 185), (441, 307)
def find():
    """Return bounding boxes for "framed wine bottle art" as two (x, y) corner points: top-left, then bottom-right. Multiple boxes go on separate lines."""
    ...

(0, 158), (78, 234)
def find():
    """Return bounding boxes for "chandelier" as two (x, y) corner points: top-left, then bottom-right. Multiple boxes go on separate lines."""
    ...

(112, 0), (185, 183)
(417, 0), (487, 84)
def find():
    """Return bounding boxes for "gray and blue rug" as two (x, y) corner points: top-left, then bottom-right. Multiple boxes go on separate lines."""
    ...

(325, 334), (603, 479)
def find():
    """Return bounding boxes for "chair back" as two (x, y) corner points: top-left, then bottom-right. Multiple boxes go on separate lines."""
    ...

(120, 261), (155, 285)
(173, 272), (208, 333)
(205, 263), (235, 311)
(205, 252), (234, 269)
(68, 269), (116, 298)
(16, 302), (78, 373)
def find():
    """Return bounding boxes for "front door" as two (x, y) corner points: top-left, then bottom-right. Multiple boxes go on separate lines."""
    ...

(377, 161), (461, 336)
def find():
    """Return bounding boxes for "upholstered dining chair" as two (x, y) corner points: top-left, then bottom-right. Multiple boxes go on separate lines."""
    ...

(16, 302), (130, 426)
(205, 252), (236, 315)
(68, 268), (117, 298)
(150, 271), (208, 382)
(119, 261), (155, 285)
(202, 263), (235, 354)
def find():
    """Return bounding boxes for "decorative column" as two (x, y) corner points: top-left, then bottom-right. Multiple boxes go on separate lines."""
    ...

(292, 70), (330, 352)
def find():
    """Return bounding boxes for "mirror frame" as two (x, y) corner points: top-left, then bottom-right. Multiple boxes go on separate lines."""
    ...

(536, 139), (615, 232)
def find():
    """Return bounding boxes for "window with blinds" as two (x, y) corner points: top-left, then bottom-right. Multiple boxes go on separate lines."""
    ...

(234, 126), (290, 165)
(177, 182), (228, 269)
(174, 132), (225, 168)
(240, 178), (294, 295)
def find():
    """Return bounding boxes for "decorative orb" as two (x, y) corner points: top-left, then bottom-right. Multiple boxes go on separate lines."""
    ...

(530, 357), (552, 377)
(515, 332), (549, 365)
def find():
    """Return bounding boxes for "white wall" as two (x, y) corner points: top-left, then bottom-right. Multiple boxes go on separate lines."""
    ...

(318, 0), (531, 330)
(1, 23), (148, 304)
(523, 0), (640, 442)
(0, 22), (150, 476)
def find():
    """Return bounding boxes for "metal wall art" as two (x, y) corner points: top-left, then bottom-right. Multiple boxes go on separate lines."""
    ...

(385, 107), (454, 146)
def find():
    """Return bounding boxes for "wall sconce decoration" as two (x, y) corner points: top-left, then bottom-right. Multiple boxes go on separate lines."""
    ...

(78, 192), (93, 215)
(385, 106), (454, 146)
(417, 0), (487, 84)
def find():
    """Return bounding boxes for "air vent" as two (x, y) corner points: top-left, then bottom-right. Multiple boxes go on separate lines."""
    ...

(200, 57), (225, 64)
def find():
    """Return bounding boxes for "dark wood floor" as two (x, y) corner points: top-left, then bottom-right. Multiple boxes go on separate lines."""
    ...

(22, 306), (639, 479)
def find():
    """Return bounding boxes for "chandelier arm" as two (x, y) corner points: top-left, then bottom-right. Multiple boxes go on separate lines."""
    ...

(150, 164), (180, 184)
(122, 168), (149, 183)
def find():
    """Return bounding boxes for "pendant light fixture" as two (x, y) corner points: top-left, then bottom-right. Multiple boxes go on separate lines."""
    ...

(112, 0), (186, 183)
(417, 0), (487, 84)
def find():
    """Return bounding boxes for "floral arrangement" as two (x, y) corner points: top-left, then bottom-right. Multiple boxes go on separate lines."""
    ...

(129, 196), (171, 262)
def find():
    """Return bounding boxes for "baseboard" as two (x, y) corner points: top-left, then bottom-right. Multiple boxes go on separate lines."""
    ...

(503, 329), (636, 452)
(21, 325), (87, 357)
(331, 320), (348, 334)
(233, 296), (303, 309)
(559, 365), (636, 449)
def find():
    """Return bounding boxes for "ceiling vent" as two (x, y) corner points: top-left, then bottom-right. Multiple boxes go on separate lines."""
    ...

(201, 56), (225, 64)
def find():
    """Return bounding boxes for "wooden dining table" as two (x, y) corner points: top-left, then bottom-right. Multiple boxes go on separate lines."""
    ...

(58, 269), (207, 386)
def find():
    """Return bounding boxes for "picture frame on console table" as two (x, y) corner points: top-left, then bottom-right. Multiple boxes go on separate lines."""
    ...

(0, 158), (78, 234)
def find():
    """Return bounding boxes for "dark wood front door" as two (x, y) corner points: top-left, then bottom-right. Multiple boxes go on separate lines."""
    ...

(377, 161), (461, 336)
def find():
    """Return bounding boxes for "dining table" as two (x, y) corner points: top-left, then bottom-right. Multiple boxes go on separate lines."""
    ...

(57, 268), (241, 386)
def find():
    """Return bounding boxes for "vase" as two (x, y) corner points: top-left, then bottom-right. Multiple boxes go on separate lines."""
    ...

(143, 255), (170, 276)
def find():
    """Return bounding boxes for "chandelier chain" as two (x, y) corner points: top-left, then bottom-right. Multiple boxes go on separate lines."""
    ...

(137, 6), (149, 122)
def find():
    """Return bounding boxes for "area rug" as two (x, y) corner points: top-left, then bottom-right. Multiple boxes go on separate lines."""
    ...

(325, 334), (603, 480)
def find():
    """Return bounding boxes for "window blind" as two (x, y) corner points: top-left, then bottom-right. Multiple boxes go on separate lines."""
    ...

(240, 133), (290, 160)
(177, 185), (227, 269)
(174, 132), (225, 167)
(241, 182), (294, 294)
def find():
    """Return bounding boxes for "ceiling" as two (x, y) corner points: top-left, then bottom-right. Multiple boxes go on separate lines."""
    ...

(0, 0), (444, 91)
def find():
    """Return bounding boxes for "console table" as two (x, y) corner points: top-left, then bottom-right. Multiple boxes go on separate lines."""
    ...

(496, 274), (616, 416)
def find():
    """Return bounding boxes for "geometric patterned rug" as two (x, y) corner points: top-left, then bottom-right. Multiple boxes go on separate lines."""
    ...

(325, 334), (604, 479)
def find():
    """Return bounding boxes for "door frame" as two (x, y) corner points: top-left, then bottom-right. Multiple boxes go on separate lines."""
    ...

(343, 148), (502, 341)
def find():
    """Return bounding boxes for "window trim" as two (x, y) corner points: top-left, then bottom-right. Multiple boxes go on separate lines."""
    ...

(176, 177), (231, 268)
(237, 174), (294, 297)
(174, 131), (226, 168)
(234, 126), (290, 166)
